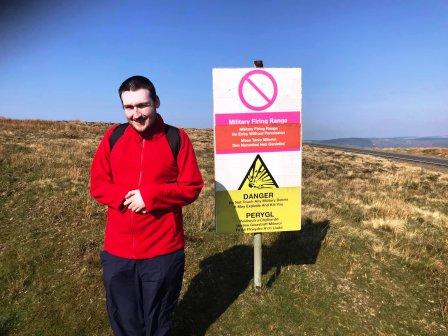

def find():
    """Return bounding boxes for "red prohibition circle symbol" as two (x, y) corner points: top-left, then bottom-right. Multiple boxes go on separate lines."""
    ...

(238, 69), (278, 111)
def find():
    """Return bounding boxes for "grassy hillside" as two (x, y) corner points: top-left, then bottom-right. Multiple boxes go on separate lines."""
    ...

(0, 119), (447, 335)
(382, 147), (448, 160)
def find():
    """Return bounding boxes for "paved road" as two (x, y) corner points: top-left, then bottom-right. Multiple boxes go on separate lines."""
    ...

(305, 143), (448, 168)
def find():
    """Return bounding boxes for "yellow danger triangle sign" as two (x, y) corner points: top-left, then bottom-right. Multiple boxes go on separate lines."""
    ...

(238, 154), (278, 190)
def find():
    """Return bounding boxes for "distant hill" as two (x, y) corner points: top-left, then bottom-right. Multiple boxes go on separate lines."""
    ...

(310, 137), (373, 148)
(308, 136), (448, 148)
(371, 136), (448, 148)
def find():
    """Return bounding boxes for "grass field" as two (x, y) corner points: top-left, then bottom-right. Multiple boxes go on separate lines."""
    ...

(381, 147), (448, 159)
(0, 119), (447, 335)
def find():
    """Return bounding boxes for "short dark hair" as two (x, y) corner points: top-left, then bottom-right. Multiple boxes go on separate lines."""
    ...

(118, 75), (158, 102)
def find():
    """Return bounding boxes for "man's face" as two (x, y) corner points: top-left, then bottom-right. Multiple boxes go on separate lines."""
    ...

(121, 88), (160, 133)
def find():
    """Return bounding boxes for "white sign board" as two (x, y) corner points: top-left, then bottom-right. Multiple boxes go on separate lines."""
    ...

(213, 68), (302, 233)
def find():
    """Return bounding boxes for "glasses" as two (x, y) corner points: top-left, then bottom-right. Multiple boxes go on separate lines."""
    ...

(123, 102), (152, 112)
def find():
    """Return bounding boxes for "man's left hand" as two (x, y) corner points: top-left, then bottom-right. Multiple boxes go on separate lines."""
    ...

(123, 189), (146, 213)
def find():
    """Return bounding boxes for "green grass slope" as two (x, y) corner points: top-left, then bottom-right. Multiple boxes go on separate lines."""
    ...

(0, 119), (447, 335)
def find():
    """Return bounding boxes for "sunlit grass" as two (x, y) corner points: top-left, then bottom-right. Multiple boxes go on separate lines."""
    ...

(382, 147), (448, 159)
(0, 119), (447, 335)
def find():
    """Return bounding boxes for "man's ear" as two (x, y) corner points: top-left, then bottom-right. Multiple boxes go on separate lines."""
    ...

(154, 95), (160, 108)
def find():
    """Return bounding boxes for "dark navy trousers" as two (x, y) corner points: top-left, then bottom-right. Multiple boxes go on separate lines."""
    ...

(100, 249), (185, 336)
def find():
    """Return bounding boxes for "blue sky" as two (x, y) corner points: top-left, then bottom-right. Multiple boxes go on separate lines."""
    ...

(0, 0), (447, 139)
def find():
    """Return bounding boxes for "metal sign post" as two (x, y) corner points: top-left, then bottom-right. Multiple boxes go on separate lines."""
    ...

(254, 232), (262, 288)
(253, 59), (263, 289)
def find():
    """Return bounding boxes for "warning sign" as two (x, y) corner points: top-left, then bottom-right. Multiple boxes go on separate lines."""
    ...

(213, 67), (302, 233)
(215, 187), (301, 233)
(238, 69), (278, 111)
(239, 155), (278, 189)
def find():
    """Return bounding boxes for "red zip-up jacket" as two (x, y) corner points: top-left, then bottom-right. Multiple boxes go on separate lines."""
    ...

(89, 114), (203, 259)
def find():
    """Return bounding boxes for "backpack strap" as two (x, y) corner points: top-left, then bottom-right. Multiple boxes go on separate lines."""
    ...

(109, 122), (181, 161)
(164, 123), (180, 160)
(109, 123), (129, 151)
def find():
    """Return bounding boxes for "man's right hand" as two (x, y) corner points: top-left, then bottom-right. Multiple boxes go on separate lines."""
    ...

(123, 189), (147, 213)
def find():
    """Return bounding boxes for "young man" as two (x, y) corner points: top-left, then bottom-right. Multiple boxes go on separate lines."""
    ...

(90, 75), (203, 336)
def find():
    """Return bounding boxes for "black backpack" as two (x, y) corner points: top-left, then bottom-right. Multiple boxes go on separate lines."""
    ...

(109, 123), (180, 160)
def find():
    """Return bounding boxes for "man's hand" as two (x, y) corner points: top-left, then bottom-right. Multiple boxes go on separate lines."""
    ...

(123, 189), (147, 213)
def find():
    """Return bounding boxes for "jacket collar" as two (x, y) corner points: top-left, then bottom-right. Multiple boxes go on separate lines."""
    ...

(126, 113), (165, 141)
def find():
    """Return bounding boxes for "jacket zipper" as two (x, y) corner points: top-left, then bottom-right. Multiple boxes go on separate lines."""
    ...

(138, 139), (145, 186)
(131, 138), (145, 256)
